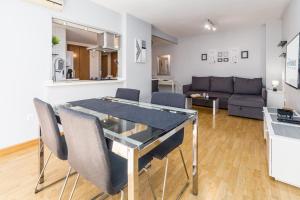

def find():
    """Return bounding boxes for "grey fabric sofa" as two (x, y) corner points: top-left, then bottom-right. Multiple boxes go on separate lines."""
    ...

(183, 76), (266, 120)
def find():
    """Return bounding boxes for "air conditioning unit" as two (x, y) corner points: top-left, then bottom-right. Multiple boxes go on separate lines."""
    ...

(26, 0), (64, 11)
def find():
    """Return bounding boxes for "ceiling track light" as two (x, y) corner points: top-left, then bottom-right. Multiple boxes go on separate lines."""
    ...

(204, 19), (217, 32)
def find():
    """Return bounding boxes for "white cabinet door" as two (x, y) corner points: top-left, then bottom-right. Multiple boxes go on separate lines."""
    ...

(271, 138), (300, 187)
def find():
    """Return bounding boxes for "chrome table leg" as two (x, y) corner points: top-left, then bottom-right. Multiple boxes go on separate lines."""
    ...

(192, 116), (198, 195)
(35, 152), (52, 193)
(127, 147), (139, 200)
(120, 190), (124, 200)
(161, 157), (169, 200)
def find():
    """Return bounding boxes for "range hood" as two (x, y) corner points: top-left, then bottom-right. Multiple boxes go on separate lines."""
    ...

(88, 32), (120, 52)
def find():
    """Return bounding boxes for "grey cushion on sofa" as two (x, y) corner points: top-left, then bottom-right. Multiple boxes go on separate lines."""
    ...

(192, 76), (210, 91)
(210, 77), (233, 93)
(234, 77), (262, 95)
(229, 94), (265, 108)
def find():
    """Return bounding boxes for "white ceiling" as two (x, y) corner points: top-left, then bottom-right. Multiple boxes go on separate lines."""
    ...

(91, 0), (290, 37)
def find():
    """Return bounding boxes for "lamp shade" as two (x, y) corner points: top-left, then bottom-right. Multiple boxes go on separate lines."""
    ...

(272, 80), (279, 87)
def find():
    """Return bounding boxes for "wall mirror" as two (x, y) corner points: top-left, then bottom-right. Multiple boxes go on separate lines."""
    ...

(157, 55), (171, 76)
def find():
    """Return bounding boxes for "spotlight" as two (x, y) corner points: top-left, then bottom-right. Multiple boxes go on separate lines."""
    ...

(204, 19), (217, 32)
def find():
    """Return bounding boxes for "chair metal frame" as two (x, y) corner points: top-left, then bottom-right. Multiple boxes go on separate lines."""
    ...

(160, 147), (190, 200)
(60, 166), (156, 200)
(35, 129), (75, 194)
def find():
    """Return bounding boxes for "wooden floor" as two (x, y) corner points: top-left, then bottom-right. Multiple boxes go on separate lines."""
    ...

(1, 107), (300, 200)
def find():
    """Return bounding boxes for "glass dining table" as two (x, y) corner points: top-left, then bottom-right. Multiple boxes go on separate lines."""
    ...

(38, 97), (199, 200)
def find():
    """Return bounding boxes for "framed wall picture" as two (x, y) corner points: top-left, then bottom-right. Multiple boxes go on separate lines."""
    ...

(241, 51), (249, 59)
(201, 54), (207, 61)
(157, 55), (171, 76)
(218, 52), (223, 57)
(223, 51), (229, 57)
(135, 39), (147, 63)
(218, 58), (223, 62)
(223, 58), (229, 62)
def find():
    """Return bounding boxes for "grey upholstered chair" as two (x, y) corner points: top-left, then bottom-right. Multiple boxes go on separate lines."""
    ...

(115, 88), (140, 101)
(58, 107), (155, 200)
(33, 98), (68, 194)
(150, 92), (189, 200)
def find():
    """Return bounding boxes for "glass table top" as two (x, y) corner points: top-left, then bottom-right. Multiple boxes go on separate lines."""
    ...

(55, 97), (197, 149)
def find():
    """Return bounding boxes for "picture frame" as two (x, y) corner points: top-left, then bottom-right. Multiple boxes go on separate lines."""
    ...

(157, 55), (171, 76)
(218, 58), (223, 62)
(241, 51), (249, 59)
(223, 51), (229, 57)
(218, 52), (223, 57)
(201, 54), (207, 61)
(135, 39), (147, 63)
(223, 58), (229, 62)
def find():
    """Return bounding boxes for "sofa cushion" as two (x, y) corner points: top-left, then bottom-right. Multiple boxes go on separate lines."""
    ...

(234, 77), (262, 95)
(228, 94), (265, 108)
(192, 76), (210, 91)
(210, 77), (233, 93)
(208, 92), (231, 99)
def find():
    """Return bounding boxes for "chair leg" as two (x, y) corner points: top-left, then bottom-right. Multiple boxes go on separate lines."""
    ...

(34, 152), (52, 193)
(143, 168), (157, 200)
(68, 173), (80, 200)
(176, 147), (190, 200)
(178, 148), (189, 180)
(161, 157), (169, 200)
(120, 190), (124, 200)
(58, 167), (72, 200)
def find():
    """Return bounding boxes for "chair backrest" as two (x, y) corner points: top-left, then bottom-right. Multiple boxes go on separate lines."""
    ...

(59, 107), (115, 194)
(33, 98), (67, 160)
(151, 92), (186, 143)
(152, 80), (159, 93)
(151, 92), (186, 108)
(115, 88), (140, 101)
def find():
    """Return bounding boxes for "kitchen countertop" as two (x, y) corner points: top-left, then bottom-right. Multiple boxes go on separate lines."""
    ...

(45, 78), (125, 87)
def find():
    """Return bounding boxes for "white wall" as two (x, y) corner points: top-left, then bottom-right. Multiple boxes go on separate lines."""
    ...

(282, 0), (300, 112)
(0, 0), (152, 148)
(265, 20), (285, 90)
(152, 26), (266, 89)
(122, 14), (152, 102)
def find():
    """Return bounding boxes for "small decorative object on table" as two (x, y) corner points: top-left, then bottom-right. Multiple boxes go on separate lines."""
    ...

(190, 93), (201, 98)
(272, 80), (279, 91)
(277, 108), (300, 124)
(277, 108), (293, 119)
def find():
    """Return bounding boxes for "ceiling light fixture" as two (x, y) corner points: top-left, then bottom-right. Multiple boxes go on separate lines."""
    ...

(204, 19), (217, 32)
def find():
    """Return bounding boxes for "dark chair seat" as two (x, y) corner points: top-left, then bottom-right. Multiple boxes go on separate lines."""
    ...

(150, 92), (185, 160)
(59, 135), (68, 160)
(151, 129), (184, 160)
(110, 151), (153, 193)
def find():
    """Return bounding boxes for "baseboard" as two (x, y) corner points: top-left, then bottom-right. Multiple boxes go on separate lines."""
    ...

(0, 139), (39, 157)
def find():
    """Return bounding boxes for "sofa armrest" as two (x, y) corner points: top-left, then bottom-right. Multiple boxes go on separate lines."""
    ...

(183, 84), (192, 94)
(262, 88), (267, 105)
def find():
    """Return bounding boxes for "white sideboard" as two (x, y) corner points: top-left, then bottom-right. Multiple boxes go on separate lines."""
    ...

(152, 79), (175, 93)
(263, 107), (300, 188)
(267, 90), (284, 108)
